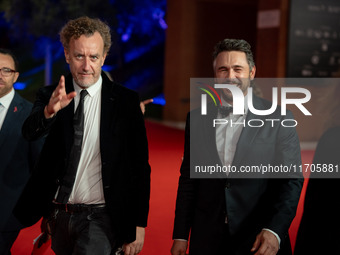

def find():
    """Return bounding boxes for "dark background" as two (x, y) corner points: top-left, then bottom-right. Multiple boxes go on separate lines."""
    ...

(0, 0), (167, 118)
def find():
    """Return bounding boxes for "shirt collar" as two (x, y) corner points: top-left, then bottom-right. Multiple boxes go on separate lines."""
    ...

(72, 75), (102, 98)
(0, 88), (15, 109)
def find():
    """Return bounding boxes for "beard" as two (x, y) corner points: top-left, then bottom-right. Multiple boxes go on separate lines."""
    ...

(73, 73), (98, 88)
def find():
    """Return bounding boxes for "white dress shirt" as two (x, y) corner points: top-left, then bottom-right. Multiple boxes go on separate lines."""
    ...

(0, 89), (14, 130)
(215, 94), (248, 174)
(68, 76), (105, 204)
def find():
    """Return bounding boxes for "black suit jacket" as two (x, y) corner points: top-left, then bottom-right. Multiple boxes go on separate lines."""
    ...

(0, 92), (43, 231)
(173, 96), (303, 255)
(294, 127), (340, 255)
(14, 72), (151, 243)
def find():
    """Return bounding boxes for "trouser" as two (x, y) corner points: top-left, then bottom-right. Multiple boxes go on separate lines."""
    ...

(49, 204), (117, 255)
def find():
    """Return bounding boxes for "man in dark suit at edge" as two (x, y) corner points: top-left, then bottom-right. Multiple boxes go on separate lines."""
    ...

(0, 49), (43, 254)
(14, 16), (150, 255)
(171, 39), (303, 255)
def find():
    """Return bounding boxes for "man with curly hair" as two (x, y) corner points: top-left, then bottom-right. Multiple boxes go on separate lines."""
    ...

(15, 16), (151, 255)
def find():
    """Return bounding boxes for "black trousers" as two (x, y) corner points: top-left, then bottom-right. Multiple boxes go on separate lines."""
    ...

(50, 206), (117, 255)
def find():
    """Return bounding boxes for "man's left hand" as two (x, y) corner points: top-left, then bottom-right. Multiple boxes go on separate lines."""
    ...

(123, 227), (145, 255)
(251, 230), (279, 255)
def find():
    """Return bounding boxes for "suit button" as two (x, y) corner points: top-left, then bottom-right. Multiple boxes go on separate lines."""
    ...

(56, 179), (60, 185)
(225, 183), (231, 189)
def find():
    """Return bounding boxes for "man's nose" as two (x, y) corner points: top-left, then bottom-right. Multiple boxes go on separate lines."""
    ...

(83, 58), (90, 71)
(225, 70), (236, 79)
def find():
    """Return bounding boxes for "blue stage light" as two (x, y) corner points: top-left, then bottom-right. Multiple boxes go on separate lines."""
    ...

(152, 93), (166, 106)
(13, 82), (27, 90)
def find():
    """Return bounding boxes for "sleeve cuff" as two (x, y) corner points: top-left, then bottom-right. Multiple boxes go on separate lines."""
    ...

(262, 228), (281, 248)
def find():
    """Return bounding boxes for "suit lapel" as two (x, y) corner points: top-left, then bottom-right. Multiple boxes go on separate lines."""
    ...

(231, 96), (265, 169)
(99, 74), (118, 185)
(199, 105), (229, 182)
(0, 93), (25, 149)
(202, 105), (221, 163)
(100, 73), (117, 139)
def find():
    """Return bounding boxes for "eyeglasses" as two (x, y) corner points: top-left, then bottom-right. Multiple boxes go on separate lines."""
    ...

(0, 67), (17, 77)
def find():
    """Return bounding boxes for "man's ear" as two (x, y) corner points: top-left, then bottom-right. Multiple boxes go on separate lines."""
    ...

(13, 72), (19, 83)
(250, 66), (256, 80)
(64, 49), (70, 64)
(101, 52), (107, 66)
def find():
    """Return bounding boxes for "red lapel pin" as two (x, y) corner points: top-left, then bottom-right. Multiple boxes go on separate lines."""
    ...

(14, 106), (17, 112)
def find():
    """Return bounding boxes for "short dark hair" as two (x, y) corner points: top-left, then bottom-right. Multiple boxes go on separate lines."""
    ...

(0, 48), (19, 71)
(60, 16), (112, 54)
(213, 39), (255, 69)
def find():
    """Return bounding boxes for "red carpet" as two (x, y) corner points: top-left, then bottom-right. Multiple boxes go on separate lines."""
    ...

(288, 150), (314, 251)
(11, 121), (313, 254)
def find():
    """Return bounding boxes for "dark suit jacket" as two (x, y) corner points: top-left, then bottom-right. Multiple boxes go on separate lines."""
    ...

(173, 96), (303, 255)
(14, 72), (151, 244)
(294, 127), (340, 255)
(0, 92), (43, 231)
